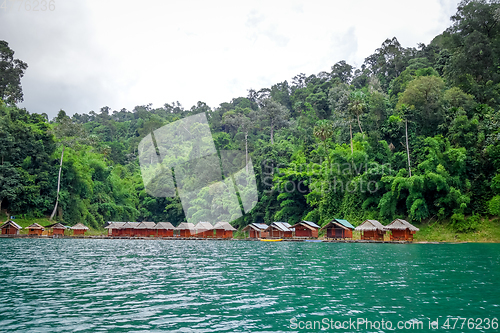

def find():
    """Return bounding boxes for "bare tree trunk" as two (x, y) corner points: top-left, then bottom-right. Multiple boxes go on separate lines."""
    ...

(406, 118), (412, 177)
(50, 145), (65, 220)
(270, 120), (274, 145)
(0, 199), (2, 213)
(349, 123), (353, 154)
(357, 114), (363, 134)
(245, 131), (248, 173)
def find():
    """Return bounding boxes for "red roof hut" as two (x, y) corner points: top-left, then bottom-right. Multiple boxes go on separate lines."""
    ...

(136, 222), (157, 237)
(155, 222), (175, 237)
(27, 223), (44, 236)
(175, 222), (196, 238)
(104, 222), (126, 236)
(242, 223), (269, 238)
(71, 223), (89, 236)
(1, 220), (22, 235)
(195, 222), (214, 238)
(355, 220), (386, 241)
(292, 221), (320, 238)
(266, 222), (293, 239)
(213, 222), (236, 238)
(385, 219), (419, 241)
(320, 219), (355, 239)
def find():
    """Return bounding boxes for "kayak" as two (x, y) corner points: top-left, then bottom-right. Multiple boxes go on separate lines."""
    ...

(260, 239), (283, 242)
(304, 240), (323, 242)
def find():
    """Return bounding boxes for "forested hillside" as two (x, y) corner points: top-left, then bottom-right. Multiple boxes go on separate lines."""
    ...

(1, 0), (500, 232)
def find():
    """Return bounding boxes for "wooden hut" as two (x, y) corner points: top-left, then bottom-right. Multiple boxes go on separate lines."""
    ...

(104, 222), (126, 236)
(48, 222), (67, 236)
(155, 222), (175, 237)
(292, 221), (320, 238)
(242, 223), (269, 238)
(385, 219), (419, 241)
(195, 222), (214, 238)
(1, 220), (22, 235)
(213, 222), (236, 238)
(266, 222), (293, 239)
(136, 222), (157, 237)
(320, 219), (355, 239)
(175, 222), (196, 237)
(355, 219), (386, 240)
(26, 223), (44, 236)
(71, 223), (89, 236)
(120, 222), (141, 237)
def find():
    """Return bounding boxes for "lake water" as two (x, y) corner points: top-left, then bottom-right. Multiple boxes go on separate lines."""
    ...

(0, 239), (499, 332)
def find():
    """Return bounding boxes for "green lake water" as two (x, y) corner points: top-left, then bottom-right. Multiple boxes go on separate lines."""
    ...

(0, 239), (499, 332)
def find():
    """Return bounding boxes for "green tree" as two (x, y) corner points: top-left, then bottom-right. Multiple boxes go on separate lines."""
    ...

(260, 98), (290, 144)
(0, 41), (28, 104)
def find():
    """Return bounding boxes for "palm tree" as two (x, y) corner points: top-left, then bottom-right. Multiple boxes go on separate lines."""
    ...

(313, 120), (334, 166)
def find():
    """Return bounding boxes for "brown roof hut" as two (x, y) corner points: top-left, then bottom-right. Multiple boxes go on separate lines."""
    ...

(136, 222), (157, 237)
(195, 222), (214, 238)
(71, 223), (89, 236)
(27, 223), (44, 236)
(155, 222), (175, 237)
(120, 222), (141, 237)
(213, 222), (236, 238)
(104, 222), (126, 236)
(47, 222), (67, 236)
(266, 222), (293, 239)
(175, 222), (196, 238)
(1, 220), (22, 235)
(355, 220), (386, 241)
(292, 221), (320, 238)
(320, 219), (355, 239)
(242, 223), (269, 238)
(385, 219), (419, 241)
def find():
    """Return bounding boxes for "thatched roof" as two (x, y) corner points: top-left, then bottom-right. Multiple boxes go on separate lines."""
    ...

(27, 223), (44, 230)
(155, 222), (175, 230)
(195, 222), (213, 231)
(213, 221), (236, 231)
(104, 222), (126, 229)
(71, 223), (89, 230)
(136, 222), (156, 229)
(1, 220), (22, 230)
(175, 222), (196, 230)
(292, 221), (320, 230)
(121, 222), (141, 229)
(242, 223), (268, 232)
(50, 223), (67, 230)
(385, 219), (419, 231)
(355, 219), (386, 231)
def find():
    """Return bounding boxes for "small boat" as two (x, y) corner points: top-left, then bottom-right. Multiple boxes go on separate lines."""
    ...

(304, 239), (323, 242)
(260, 239), (283, 242)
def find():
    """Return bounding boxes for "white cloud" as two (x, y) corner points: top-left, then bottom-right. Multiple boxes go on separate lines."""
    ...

(0, 0), (461, 119)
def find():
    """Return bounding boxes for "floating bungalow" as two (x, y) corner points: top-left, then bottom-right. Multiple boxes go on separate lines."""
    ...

(195, 222), (214, 238)
(321, 219), (355, 239)
(292, 221), (320, 238)
(71, 223), (89, 236)
(120, 222), (141, 237)
(355, 220), (386, 241)
(385, 219), (419, 241)
(26, 223), (44, 236)
(48, 223), (67, 236)
(155, 222), (175, 237)
(104, 222), (126, 236)
(242, 223), (269, 238)
(1, 220), (22, 235)
(266, 222), (293, 238)
(175, 222), (196, 237)
(136, 222), (157, 237)
(213, 222), (236, 238)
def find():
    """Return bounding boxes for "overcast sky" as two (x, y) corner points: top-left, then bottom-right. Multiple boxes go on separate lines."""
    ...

(0, 0), (461, 119)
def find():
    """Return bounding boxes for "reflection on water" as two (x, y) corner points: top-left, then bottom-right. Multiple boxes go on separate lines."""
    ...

(0, 239), (498, 332)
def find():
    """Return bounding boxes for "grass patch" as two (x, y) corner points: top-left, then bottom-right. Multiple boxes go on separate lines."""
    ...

(414, 217), (500, 242)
